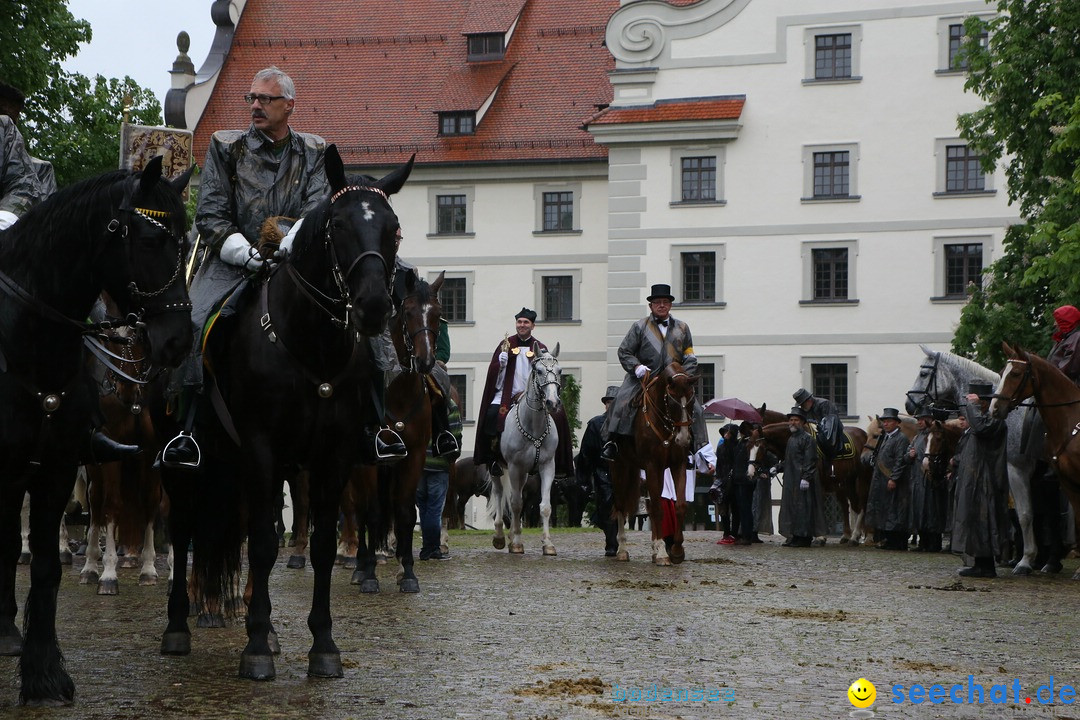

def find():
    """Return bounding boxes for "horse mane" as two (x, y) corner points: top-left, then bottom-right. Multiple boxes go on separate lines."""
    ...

(934, 349), (1000, 383)
(288, 172), (382, 261)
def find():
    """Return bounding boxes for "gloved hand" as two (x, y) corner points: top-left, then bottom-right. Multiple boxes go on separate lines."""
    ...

(0, 210), (17, 231)
(498, 351), (508, 367)
(634, 364), (648, 379)
(219, 232), (263, 271)
(274, 217), (304, 261)
(799, 479), (810, 490)
(770, 465), (780, 476)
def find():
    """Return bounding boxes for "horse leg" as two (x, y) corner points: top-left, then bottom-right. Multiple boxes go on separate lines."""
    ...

(57, 516), (72, 566)
(19, 492), (31, 565)
(669, 468), (688, 565)
(160, 470), (193, 655)
(645, 469), (670, 567)
(305, 468), (344, 678)
(79, 521), (101, 584)
(286, 471), (309, 569)
(440, 516), (450, 555)
(395, 476), (420, 593)
(1009, 461), (1037, 575)
(97, 519), (119, 596)
(488, 474), (506, 550)
(539, 463), (557, 556)
(0, 481), (25, 656)
(138, 520), (159, 586)
(508, 472), (525, 554)
(21, 469), (78, 704)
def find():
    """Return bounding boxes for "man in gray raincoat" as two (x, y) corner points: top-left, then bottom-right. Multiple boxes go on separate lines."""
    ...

(778, 407), (825, 547)
(951, 381), (1009, 578)
(868, 407), (912, 551)
(0, 83), (43, 230)
(600, 283), (707, 461)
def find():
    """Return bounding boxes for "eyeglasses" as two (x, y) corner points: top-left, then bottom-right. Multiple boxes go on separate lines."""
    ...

(244, 93), (286, 105)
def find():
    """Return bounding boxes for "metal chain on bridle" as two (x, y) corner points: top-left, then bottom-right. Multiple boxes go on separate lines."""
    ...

(639, 370), (694, 446)
(514, 352), (561, 473)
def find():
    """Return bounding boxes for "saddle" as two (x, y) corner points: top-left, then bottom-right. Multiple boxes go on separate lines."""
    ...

(808, 425), (856, 461)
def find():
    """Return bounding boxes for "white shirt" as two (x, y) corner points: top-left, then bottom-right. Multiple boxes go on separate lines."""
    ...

(493, 345), (532, 405)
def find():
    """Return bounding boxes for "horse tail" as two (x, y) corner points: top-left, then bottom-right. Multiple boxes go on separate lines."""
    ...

(372, 465), (395, 553)
(484, 467), (510, 523)
(189, 460), (245, 618)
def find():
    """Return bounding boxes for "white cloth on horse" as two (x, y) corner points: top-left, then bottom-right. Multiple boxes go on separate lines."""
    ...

(648, 443), (714, 502)
(493, 347), (531, 405)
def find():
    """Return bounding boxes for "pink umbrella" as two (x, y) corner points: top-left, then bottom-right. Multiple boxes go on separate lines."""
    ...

(702, 397), (762, 422)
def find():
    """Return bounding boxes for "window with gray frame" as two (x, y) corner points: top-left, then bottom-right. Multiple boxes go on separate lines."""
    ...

(449, 374), (468, 422)
(542, 191), (574, 231)
(681, 156), (716, 202)
(812, 248), (849, 300)
(948, 22), (988, 70)
(944, 243), (983, 298)
(467, 33), (505, 61)
(945, 145), (985, 192)
(436, 194), (467, 234)
(439, 276), (468, 322)
(681, 251), (716, 303)
(813, 151), (850, 198)
(439, 112), (475, 136)
(812, 363), (848, 416)
(815, 33), (852, 79)
(695, 363), (716, 409)
(542, 275), (573, 321)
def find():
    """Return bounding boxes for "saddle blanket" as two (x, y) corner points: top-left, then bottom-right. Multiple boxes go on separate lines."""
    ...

(808, 425), (856, 461)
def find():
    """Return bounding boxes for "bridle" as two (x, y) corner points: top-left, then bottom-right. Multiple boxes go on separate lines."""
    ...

(399, 295), (440, 373)
(906, 352), (958, 417)
(513, 351), (561, 473)
(640, 370), (694, 446)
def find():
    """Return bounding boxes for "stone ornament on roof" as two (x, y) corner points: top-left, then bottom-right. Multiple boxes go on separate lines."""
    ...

(606, 0), (752, 64)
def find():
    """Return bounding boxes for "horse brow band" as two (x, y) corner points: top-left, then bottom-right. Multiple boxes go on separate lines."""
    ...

(330, 185), (388, 204)
(134, 207), (172, 218)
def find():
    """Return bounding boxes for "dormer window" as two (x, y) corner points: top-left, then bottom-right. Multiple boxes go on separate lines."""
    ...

(467, 33), (505, 61)
(439, 112), (475, 136)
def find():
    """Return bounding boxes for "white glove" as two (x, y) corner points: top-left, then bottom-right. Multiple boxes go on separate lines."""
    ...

(799, 479), (810, 490)
(498, 351), (508, 367)
(0, 210), (17, 231)
(276, 217), (303, 260)
(219, 232), (263, 271)
(634, 364), (648, 379)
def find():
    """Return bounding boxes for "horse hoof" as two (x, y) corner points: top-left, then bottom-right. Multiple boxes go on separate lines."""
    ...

(267, 630), (281, 655)
(18, 552), (31, 565)
(510, 543), (524, 554)
(160, 631), (191, 656)
(542, 545), (557, 556)
(196, 613), (226, 629)
(308, 652), (344, 678)
(118, 556), (139, 569)
(59, 550), (73, 565)
(399, 577), (420, 593)
(286, 555), (306, 569)
(80, 570), (99, 585)
(138, 573), (158, 586)
(439, 544), (449, 554)
(811, 538), (826, 547)
(97, 579), (119, 595)
(349, 569), (363, 585)
(342, 557), (357, 570)
(616, 551), (629, 562)
(376, 556), (387, 566)
(669, 546), (685, 564)
(359, 578), (380, 594)
(1011, 563), (1033, 577)
(239, 653), (276, 680)
(492, 537), (506, 550)
(653, 555), (672, 567)
(0, 634), (23, 656)
(839, 537), (850, 545)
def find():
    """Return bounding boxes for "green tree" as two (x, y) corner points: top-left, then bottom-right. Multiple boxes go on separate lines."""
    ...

(953, 2), (1080, 368)
(2, 1), (162, 187)
(560, 373), (581, 449)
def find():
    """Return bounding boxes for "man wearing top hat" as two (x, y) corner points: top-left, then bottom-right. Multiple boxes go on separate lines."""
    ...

(792, 387), (845, 459)
(865, 407), (910, 550)
(600, 283), (707, 461)
(904, 405), (947, 552)
(951, 381), (1009, 577)
(778, 406), (825, 547)
(578, 386), (620, 556)
(473, 307), (573, 478)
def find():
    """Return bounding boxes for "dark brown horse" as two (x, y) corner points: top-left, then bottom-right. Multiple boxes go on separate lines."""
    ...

(610, 363), (698, 565)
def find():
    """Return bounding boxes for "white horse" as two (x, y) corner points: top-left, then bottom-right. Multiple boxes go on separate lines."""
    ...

(905, 345), (1042, 574)
(488, 343), (562, 555)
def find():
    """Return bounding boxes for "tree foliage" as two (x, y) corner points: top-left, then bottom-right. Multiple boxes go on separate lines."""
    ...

(560, 373), (582, 449)
(953, 1), (1080, 368)
(1, 1), (162, 187)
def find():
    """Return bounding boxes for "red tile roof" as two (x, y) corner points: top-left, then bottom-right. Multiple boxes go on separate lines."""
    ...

(193, 0), (618, 168)
(460, 0), (529, 35)
(587, 96), (746, 126)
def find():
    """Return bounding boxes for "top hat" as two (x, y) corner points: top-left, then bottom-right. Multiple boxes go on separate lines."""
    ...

(514, 307), (537, 322)
(880, 407), (901, 421)
(914, 405), (935, 419)
(968, 381), (994, 398)
(646, 284), (675, 302)
(787, 406), (807, 421)
(602, 385), (619, 403)
(792, 388), (812, 405)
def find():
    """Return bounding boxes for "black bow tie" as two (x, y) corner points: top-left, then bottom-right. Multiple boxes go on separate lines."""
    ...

(656, 319), (669, 327)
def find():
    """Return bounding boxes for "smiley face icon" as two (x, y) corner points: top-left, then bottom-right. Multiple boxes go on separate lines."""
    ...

(848, 678), (876, 708)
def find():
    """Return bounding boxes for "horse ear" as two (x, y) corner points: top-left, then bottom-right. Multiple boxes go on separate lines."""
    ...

(138, 155), (164, 196)
(169, 164), (196, 193)
(376, 154), (415, 197)
(1001, 341), (1016, 358)
(325, 144), (346, 193)
(430, 270), (445, 295)
(551, 342), (560, 359)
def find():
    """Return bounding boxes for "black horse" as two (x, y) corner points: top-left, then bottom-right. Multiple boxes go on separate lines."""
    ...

(159, 146), (412, 681)
(0, 156), (193, 705)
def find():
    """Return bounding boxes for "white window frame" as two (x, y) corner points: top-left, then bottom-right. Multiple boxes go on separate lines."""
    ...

(799, 356), (858, 420)
(446, 367), (475, 425)
(800, 239), (858, 305)
(533, 182), (582, 235)
(670, 243), (726, 307)
(532, 268), (582, 324)
(670, 146), (725, 206)
(802, 143), (860, 203)
(429, 270), (474, 325)
(427, 186), (475, 236)
(803, 25), (862, 84)
(933, 138), (995, 196)
(931, 235), (991, 302)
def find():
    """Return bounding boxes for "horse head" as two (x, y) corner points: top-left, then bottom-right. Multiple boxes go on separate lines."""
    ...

(394, 270), (443, 374)
(292, 146), (413, 337)
(990, 341), (1034, 418)
(101, 155), (195, 368)
(530, 341), (562, 415)
(661, 361), (697, 449)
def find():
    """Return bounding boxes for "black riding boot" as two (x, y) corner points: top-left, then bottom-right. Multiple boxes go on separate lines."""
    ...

(361, 372), (406, 465)
(430, 398), (459, 458)
(82, 428), (140, 465)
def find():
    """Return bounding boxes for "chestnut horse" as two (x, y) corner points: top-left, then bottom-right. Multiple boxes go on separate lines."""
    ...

(610, 363), (697, 565)
(990, 343), (1080, 579)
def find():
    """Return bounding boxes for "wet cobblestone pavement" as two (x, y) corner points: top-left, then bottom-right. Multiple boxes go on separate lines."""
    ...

(2, 529), (1079, 719)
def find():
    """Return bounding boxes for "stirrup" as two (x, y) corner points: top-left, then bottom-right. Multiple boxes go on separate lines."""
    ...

(160, 431), (201, 469)
(434, 431), (460, 457)
(374, 427), (407, 462)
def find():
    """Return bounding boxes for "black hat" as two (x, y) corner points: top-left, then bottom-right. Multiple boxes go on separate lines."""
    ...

(793, 388), (812, 405)
(646, 284), (675, 302)
(915, 405), (934, 419)
(968, 381), (994, 398)
(601, 385), (618, 403)
(787, 406), (807, 421)
(514, 307), (537, 322)
(880, 407), (901, 421)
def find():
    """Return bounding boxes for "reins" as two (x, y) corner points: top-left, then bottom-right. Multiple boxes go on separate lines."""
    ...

(512, 353), (560, 473)
(639, 371), (694, 446)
